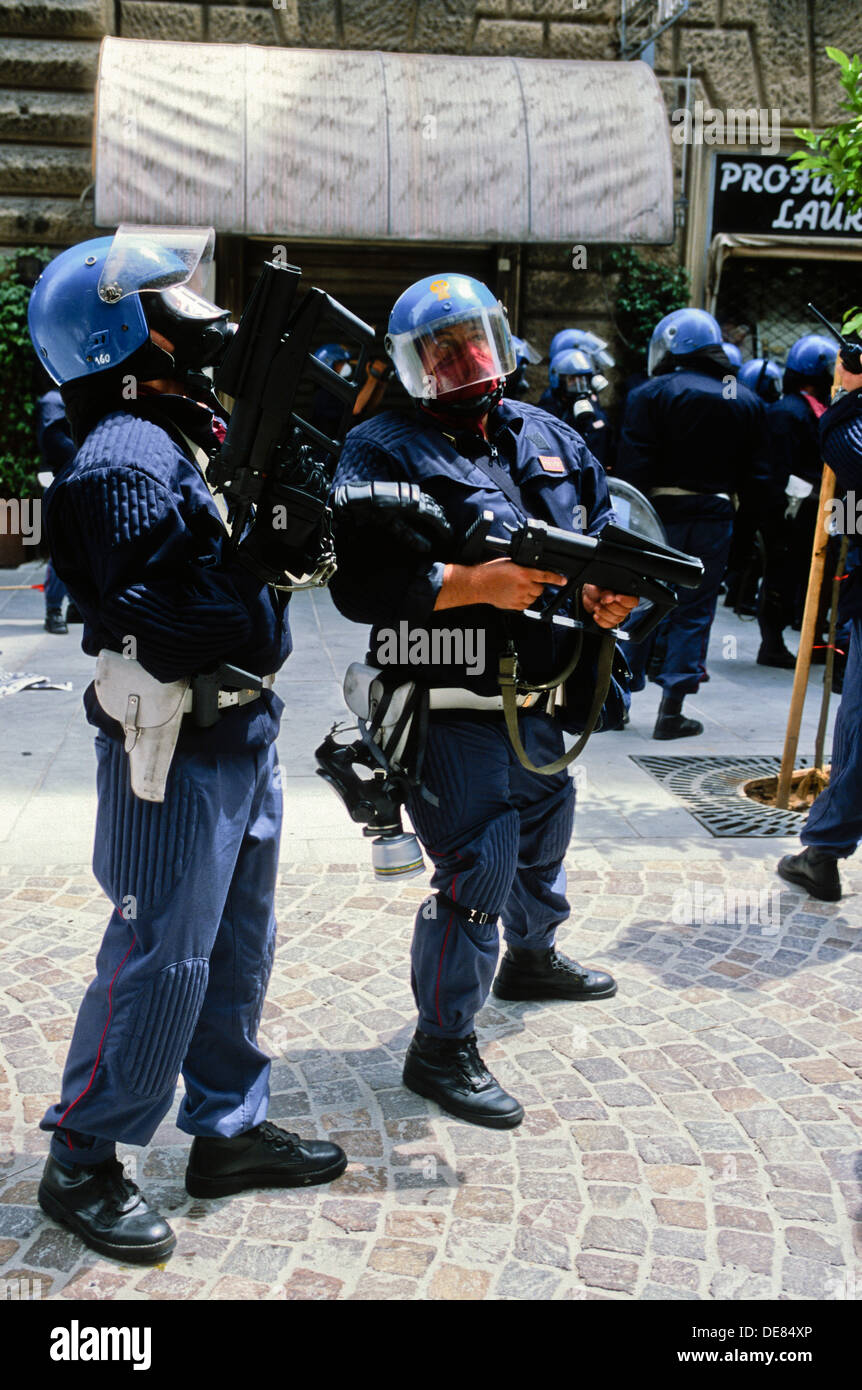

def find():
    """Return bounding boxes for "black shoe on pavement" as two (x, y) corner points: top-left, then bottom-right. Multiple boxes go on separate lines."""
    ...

(38, 1155), (176, 1265)
(65, 602), (83, 623)
(777, 847), (841, 902)
(402, 1030), (524, 1130)
(653, 713), (703, 739)
(185, 1120), (347, 1197)
(757, 644), (796, 669)
(493, 946), (617, 1002)
(44, 607), (67, 635)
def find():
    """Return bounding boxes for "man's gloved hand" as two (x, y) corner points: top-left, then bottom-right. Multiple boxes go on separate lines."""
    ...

(331, 481), (455, 557)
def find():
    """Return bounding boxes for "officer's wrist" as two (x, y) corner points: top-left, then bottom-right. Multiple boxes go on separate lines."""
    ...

(435, 562), (482, 610)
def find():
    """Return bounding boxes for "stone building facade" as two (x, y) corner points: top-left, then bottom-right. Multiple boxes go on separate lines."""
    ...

(0, 0), (856, 394)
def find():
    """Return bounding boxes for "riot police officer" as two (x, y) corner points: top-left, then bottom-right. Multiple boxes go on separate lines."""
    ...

(27, 229), (346, 1265)
(757, 334), (838, 666)
(616, 309), (766, 737)
(542, 345), (614, 469)
(723, 358), (783, 615)
(778, 351), (862, 899)
(738, 358), (783, 404)
(329, 274), (635, 1129)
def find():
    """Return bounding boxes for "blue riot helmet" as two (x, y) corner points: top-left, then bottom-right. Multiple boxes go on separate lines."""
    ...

(28, 225), (227, 386)
(511, 336), (542, 370)
(785, 333), (838, 381)
(738, 357), (783, 403)
(549, 329), (614, 388)
(386, 274), (516, 412)
(722, 341), (743, 371)
(504, 335), (541, 398)
(647, 308), (722, 376)
(550, 347), (595, 396)
(314, 343), (354, 377)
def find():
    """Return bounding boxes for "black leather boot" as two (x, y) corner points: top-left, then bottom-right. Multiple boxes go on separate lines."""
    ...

(493, 945), (617, 1001)
(757, 643), (796, 669)
(777, 846), (841, 902)
(38, 1155), (176, 1264)
(185, 1120), (347, 1197)
(402, 1030), (524, 1129)
(44, 607), (67, 635)
(653, 692), (703, 740)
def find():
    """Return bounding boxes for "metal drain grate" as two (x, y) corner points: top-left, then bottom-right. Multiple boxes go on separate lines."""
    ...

(631, 754), (813, 837)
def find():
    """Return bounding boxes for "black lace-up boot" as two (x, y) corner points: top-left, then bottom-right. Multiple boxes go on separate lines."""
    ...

(403, 1030), (524, 1129)
(493, 944), (617, 1001)
(185, 1120), (347, 1197)
(38, 1155), (176, 1264)
(777, 846), (842, 902)
(653, 692), (703, 740)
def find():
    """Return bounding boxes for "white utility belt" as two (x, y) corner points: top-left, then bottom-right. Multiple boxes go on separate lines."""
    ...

(651, 487), (731, 501)
(428, 688), (536, 712)
(180, 674), (276, 713)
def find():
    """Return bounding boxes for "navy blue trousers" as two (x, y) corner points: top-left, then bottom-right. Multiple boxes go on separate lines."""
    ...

(802, 616), (862, 858)
(405, 712), (576, 1039)
(42, 734), (282, 1166)
(627, 511), (734, 698)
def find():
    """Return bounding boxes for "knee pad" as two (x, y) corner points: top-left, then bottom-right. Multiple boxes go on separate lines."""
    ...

(122, 957), (209, 1098)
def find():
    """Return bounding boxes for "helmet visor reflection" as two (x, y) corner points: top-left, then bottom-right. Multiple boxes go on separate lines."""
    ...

(98, 225), (215, 305)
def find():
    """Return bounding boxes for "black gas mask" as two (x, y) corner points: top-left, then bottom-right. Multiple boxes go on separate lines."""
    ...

(143, 285), (235, 397)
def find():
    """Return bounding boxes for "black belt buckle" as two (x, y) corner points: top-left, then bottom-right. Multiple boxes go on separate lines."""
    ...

(190, 663), (263, 728)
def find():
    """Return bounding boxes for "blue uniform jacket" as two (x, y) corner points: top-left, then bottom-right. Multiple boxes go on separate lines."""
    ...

(44, 404), (292, 753)
(616, 364), (766, 503)
(821, 387), (862, 620)
(538, 388), (614, 469)
(766, 391), (823, 492)
(329, 398), (615, 701)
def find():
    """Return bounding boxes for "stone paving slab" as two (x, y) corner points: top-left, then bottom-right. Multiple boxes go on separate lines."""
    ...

(1, 854), (861, 1302)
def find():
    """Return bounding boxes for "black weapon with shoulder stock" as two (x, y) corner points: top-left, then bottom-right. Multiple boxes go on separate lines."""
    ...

(208, 259), (375, 589)
(461, 510), (704, 643)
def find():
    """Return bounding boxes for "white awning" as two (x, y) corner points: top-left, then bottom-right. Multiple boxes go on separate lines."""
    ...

(94, 38), (674, 244)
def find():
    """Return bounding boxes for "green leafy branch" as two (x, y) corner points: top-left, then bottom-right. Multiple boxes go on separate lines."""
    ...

(791, 48), (862, 212)
(0, 247), (53, 499)
(606, 247), (690, 361)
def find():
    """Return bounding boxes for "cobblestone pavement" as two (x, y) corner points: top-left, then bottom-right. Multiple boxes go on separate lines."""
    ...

(1, 848), (861, 1302)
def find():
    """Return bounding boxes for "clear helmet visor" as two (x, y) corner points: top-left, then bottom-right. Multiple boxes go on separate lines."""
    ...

(512, 336), (542, 366)
(386, 304), (516, 399)
(98, 225), (215, 305)
(582, 333), (615, 370)
(647, 326), (676, 377)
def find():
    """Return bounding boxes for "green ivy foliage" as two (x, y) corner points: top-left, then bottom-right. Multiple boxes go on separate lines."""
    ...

(792, 48), (862, 213)
(0, 247), (53, 499)
(606, 247), (690, 362)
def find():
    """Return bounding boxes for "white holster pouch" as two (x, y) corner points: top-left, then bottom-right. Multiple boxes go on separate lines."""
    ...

(343, 663), (417, 768)
(94, 649), (190, 803)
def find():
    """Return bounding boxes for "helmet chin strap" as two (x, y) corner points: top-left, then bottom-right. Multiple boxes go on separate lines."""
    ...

(419, 378), (505, 425)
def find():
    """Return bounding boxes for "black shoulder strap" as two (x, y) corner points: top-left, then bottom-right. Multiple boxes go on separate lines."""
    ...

(468, 449), (531, 519)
